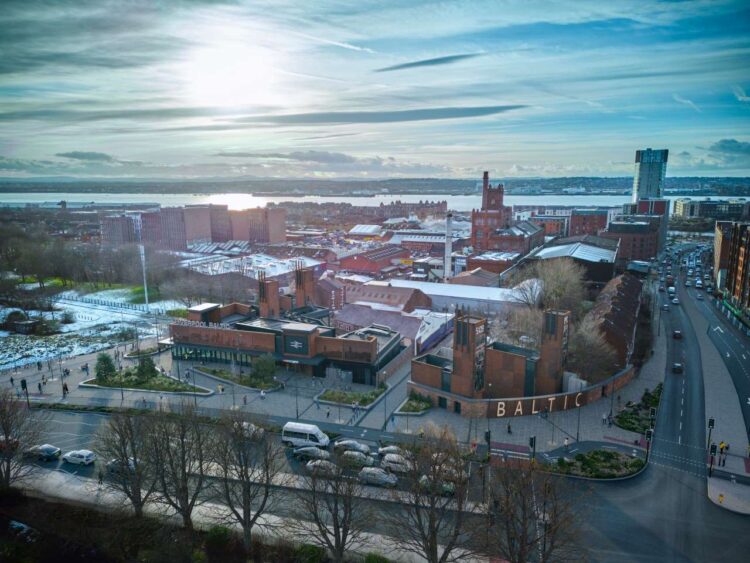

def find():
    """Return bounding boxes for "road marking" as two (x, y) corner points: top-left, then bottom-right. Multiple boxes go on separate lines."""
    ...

(681, 398), (684, 406)
(726, 352), (731, 359)
(680, 422), (683, 431)
(713, 326), (724, 334)
(743, 354), (747, 360)
(678, 436), (681, 445)
(680, 410), (683, 418)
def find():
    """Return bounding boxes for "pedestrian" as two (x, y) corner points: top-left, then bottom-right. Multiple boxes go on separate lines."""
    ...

(10, 376), (14, 387)
(260, 390), (266, 400)
(98, 468), (104, 487)
(507, 422), (512, 435)
(326, 408), (331, 419)
(243, 395), (247, 406)
(602, 413), (607, 425)
(564, 437), (569, 451)
(315, 396), (320, 410)
(37, 382), (42, 394)
(63, 382), (69, 396)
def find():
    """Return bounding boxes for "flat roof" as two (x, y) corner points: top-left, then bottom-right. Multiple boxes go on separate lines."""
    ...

(188, 303), (220, 313)
(366, 279), (537, 304)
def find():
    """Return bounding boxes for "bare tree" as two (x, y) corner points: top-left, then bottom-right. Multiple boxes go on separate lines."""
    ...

(508, 259), (586, 318)
(146, 403), (212, 534)
(493, 308), (545, 351)
(566, 316), (619, 382)
(486, 461), (587, 563)
(388, 424), (479, 563)
(95, 412), (157, 517)
(291, 456), (371, 563)
(0, 389), (47, 492)
(211, 413), (286, 553)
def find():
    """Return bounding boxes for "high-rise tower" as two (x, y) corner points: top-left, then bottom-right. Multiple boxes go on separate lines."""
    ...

(633, 148), (668, 202)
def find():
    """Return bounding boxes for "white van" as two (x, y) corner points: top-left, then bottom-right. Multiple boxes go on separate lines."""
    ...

(281, 422), (330, 448)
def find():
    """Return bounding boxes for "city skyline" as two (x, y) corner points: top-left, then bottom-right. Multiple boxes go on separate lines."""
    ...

(1, 0), (749, 180)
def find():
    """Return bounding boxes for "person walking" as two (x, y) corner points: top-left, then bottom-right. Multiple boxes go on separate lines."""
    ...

(315, 396), (320, 410)
(37, 382), (42, 395)
(564, 437), (569, 452)
(326, 408), (331, 419)
(507, 422), (512, 435)
(9, 376), (13, 387)
(243, 395), (247, 406)
(62, 382), (69, 397)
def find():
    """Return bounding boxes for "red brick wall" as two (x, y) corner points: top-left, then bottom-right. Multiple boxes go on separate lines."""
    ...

(569, 213), (608, 236)
(411, 360), (442, 389)
(485, 348), (527, 397)
(314, 335), (377, 363)
(171, 324), (275, 353)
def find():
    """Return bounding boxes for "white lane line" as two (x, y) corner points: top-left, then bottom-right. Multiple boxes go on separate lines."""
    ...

(679, 436), (682, 445)
(680, 410), (683, 418)
(680, 422), (683, 431)
(681, 398), (684, 406)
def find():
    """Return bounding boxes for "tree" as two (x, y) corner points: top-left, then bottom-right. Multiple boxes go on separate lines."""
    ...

(252, 354), (277, 380)
(387, 424), (479, 563)
(566, 316), (619, 382)
(508, 259), (586, 318)
(136, 356), (157, 382)
(486, 462), (587, 563)
(145, 403), (212, 535)
(211, 413), (286, 553)
(492, 308), (544, 351)
(95, 352), (117, 381)
(95, 412), (156, 518)
(291, 454), (371, 563)
(0, 389), (47, 492)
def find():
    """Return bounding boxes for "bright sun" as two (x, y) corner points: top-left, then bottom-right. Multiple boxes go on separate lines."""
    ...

(182, 41), (281, 108)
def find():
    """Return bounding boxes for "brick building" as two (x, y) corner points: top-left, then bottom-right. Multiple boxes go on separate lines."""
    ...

(530, 214), (568, 237)
(726, 222), (750, 313)
(714, 221), (733, 289)
(466, 251), (520, 274)
(475, 221), (544, 255)
(229, 207), (287, 244)
(598, 215), (661, 268)
(100, 215), (137, 246)
(140, 211), (162, 246)
(471, 171), (513, 251)
(339, 245), (410, 275)
(569, 209), (610, 237)
(408, 309), (570, 416)
(344, 284), (431, 313)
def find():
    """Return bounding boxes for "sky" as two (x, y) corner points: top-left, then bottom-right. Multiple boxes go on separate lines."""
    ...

(0, 0), (748, 180)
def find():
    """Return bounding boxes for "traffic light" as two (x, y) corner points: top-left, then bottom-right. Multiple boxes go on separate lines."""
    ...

(485, 430), (491, 444)
(529, 436), (536, 449)
(646, 429), (653, 442)
(20, 379), (27, 391)
(649, 407), (656, 419)
(710, 443), (717, 456)
(708, 417), (715, 429)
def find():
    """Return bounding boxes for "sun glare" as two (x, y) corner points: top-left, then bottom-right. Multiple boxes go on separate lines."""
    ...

(182, 41), (281, 108)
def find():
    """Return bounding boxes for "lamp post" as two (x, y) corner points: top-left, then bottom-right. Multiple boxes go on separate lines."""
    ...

(576, 402), (581, 442)
(382, 371), (387, 428)
(295, 384), (300, 419)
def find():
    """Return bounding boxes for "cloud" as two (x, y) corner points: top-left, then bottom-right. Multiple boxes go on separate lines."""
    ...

(237, 105), (526, 126)
(672, 93), (701, 112)
(55, 151), (116, 162)
(733, 85), (750, 102)
(375, 53), (482, 72)
(215, 150), (358, 164)
(708, 139), (750, 155)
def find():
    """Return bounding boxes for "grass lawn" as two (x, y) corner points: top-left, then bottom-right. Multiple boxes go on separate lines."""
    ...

(319, 386), (385, 406)
(199, 367), (278, 390)
(89, 374), (200, 393)
(399, 394), (432, 413)
(552, 450), (645, 478)
(615, 384), (663, 433)
(166, 308), (189, 318)
(129, 285), (163, 304)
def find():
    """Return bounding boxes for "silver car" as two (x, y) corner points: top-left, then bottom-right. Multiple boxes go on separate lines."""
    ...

(293, 446), (331, 462)
(305, 459), (338, 476)
(359, 467), (398, 487)
(334, 439), (371, 455)
(340, 450), (376, 468)
(381, 453), (414, 474)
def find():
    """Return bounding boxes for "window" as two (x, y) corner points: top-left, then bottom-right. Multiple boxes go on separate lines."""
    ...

(438, 397), (447, 409)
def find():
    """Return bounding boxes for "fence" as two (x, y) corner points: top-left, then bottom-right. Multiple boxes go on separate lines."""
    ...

(56, 293), (169, 316)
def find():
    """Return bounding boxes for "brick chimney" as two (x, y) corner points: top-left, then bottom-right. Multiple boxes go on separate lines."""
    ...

(258, 272), (280, 318)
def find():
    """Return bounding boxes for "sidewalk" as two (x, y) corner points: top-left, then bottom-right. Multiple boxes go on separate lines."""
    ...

(683, 291), (750, 478)
(20, 468), (482, 563)
(707, 477), (750, 515)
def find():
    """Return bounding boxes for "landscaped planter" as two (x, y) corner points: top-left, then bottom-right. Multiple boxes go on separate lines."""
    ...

(124, 346), (168, 359)
(80, 377), (212, 395)
(193, 367), (282, 392)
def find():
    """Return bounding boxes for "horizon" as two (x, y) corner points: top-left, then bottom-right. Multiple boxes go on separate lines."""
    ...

(1, 1), (749, 180)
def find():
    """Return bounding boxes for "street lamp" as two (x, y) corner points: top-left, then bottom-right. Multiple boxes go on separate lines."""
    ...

(295, 384), (299, 419)
(382, 371), (387, 429)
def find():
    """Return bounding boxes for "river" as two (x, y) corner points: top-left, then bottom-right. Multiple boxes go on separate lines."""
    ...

(0, 192), (689, 212)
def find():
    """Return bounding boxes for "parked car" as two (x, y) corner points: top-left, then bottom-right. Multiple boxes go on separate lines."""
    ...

(333, 439), (371, 455)
(378, 445), (406, 457)
(418, 475), (455, 496)
(340, 450), (377, 468)
(24, 444), (61, 461)
(106, 458), (136, 475)
(62, 450), (96, 466)
(358, 467), (398, 487)
(673, 330), (683, 340)
(293, 446), (331, 462)
(672, 363), (684, 374)
(381, 453), (414, 474)
(305, 459), (338, 476)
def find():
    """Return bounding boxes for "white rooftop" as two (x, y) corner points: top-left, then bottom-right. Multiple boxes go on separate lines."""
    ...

(535, 243), (616, 263)
(365, 278), (541, 304)
(473, 251), (521, 262)
(349, 224), (383, 236)
(183, 253), (321, 279)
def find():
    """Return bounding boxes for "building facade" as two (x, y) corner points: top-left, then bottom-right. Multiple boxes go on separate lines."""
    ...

(569, 209), (610, 237)
(471, 171), (513, 251)
(599, 215), (661, 267)
(339, 245), (410, 275)
(726, 222), (750, 314)
(714, 221), (733, 289)
(100, 215), (137, 246)
(632, 148), (668, 202)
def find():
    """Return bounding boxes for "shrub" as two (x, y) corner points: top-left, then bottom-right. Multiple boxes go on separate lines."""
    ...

(253, 353), (277, 380)
(61, 310), (76, 324)
(205, 525), (232, 554)
(95, 352), (117, 382)
(365, 553), (392, 563)
(295, 543), (327, 563)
